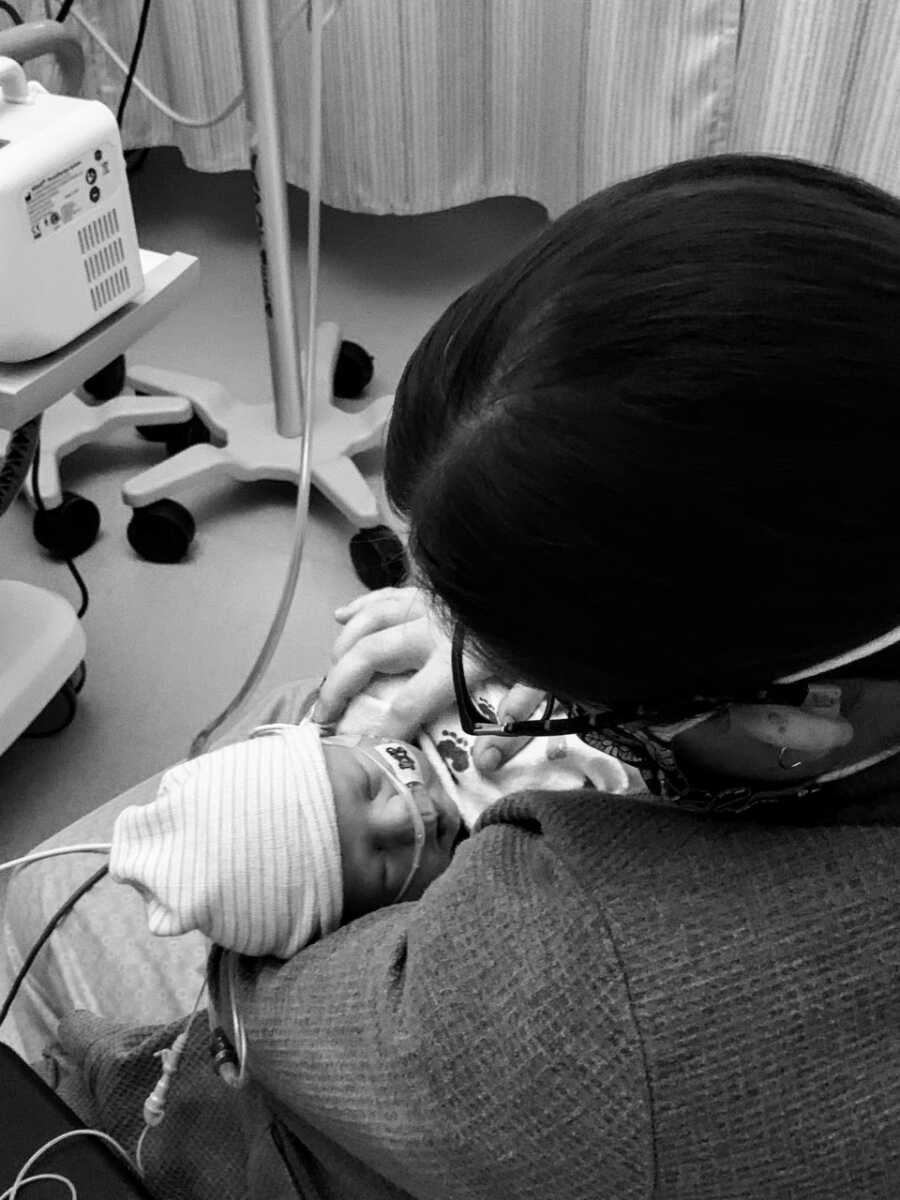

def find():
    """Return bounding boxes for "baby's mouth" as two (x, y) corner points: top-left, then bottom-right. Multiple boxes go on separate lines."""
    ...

(405, 747), (461, 850)
(427, 781), (461, 850)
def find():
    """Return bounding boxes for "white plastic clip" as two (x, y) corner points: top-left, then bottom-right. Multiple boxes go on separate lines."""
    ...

(0, 57), (33, 105)
(801, 683), (843, 721)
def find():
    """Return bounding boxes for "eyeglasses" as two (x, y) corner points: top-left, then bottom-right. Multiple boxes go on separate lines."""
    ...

(451, 622), (807, 740)
(451, 623), (609, 738)
(451, 623), (829, 815)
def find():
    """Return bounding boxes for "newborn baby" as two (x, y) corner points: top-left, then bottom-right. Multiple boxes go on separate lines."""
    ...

(110, 720), (461, 959)
(111, 680), (637, 959)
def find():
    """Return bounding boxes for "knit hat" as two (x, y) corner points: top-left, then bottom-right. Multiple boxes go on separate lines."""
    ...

(109, 722), (342, 958)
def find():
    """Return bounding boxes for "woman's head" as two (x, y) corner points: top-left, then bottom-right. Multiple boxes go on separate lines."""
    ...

(386, 154), (900, 716)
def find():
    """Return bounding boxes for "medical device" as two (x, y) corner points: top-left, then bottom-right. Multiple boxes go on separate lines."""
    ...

(0, 55), (143, 362)
(0, 1048), (154, 1200)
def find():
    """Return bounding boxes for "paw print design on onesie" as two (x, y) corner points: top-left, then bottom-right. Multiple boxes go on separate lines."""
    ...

(434, 730), (471, 776)
(434, 692), (497, 777)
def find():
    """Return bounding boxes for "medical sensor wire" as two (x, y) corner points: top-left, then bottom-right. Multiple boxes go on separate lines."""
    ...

(115, 0), (151, 128)
(0, 863), (109, 1032)
(0, 2), (23, 25)
(2, 1128), (138, 1200)
(0, 844), (112, 874)
(30, 437), (90, 620)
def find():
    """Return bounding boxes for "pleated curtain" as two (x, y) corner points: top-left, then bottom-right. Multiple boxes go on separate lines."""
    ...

(37, 0), (900, 215)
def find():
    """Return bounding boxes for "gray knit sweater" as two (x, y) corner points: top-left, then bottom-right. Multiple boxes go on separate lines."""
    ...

(56, 780), (900, 1199)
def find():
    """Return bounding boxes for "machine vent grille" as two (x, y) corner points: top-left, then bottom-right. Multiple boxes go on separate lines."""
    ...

(79, 210), (131, 312)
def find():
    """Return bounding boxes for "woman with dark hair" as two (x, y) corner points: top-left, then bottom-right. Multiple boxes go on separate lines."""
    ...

(317, 153), (900, 816)
(6, 153), (900, 1199)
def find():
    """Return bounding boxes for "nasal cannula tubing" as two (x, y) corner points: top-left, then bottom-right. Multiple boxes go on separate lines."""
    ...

(189, 0), (327, 758)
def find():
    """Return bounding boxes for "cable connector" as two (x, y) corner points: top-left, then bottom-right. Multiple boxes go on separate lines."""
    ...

(142, 1030), (188, 1126)
(209, 1026), (240, 1088)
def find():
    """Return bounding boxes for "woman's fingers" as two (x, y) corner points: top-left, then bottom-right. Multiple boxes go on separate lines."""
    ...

(471, 683), (547, 773)
(315, 618), (434, 725)
(331, 588), (427, 661)
(333, 586), (423, 626)
(373, 653), (460, 740)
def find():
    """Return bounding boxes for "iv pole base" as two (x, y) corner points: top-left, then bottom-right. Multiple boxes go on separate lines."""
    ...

(120, 322), (399, 579)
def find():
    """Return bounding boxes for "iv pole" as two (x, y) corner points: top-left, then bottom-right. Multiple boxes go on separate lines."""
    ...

(188, 0), (324, 754)
(117, 0), (399, 571)
(7, 2), (405, 583)
(235, 0), (304, 440)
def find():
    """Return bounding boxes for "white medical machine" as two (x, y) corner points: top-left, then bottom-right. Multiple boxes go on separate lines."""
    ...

(0, 3), (403, 762)
(0, 54), (143, 362)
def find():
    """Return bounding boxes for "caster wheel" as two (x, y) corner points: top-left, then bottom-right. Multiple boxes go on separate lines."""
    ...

(33, 491), (101, 558)
(334, 340), (374, 400)
(349, 524), (407, 590)
(23, 677), (79, 737)
(69, 660), (87, 694)
(82, 355), (127, 401)
(164, 414), (212, 457)
(135, 414), (211, 456)
(127, 499), (196, 563)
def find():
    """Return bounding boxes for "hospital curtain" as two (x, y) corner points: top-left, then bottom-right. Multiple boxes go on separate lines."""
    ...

(29, 0), (900, 216)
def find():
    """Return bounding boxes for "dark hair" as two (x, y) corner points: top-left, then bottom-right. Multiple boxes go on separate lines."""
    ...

(385, 154), (900, 711)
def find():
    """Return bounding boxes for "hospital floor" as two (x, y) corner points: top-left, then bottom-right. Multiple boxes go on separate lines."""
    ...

(0, 148), (546, 861)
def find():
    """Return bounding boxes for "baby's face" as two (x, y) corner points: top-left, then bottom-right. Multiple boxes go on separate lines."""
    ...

(323, 740), (462, 921)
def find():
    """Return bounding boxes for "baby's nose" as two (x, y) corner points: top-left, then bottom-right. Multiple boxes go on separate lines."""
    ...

(371, 788), (434, 845)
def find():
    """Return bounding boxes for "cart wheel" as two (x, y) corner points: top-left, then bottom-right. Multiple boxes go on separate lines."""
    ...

(69, 660), (87, 694)
(135, 414), (211, 455)
(334, 340), (374, 400)
(82, 355), (127, 401)
(135, 422), (172, 443)
(349, 525), (407, 590)
(164, 414), (212, 456)
(127, 499), (196, 563)
(23, 677), (79, 737)
(33, 491), (100, 558)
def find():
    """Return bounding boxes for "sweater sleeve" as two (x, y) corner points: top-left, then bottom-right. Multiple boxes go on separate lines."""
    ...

(232, 793), (655, 1200)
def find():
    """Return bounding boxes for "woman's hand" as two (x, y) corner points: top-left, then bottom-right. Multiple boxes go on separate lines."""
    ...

(313, 587), (543, 771)
(313, 587), (458, 739)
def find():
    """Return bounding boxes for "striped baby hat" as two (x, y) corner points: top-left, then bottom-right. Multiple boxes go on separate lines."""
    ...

(109, 722), (342, 958)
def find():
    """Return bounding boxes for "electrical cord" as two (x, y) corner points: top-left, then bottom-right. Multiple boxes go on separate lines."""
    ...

(0, 844), (111, 874)
(51, 0), (342, 130)
(3, 1127), (137, 1200)
(0, 1), (23, 25)
(0, 417), (40, 521)
(114, 0), (150, 129)
(30, 434), (90, 620)
(0, 864), (109, 1032)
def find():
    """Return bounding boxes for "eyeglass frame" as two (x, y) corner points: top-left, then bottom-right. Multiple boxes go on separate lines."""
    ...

(450, 622), (810, 741)
(451, 623), (624, 739)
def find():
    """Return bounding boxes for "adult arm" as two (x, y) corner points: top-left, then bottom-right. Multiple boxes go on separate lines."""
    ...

(232, 794), (654, 1200)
